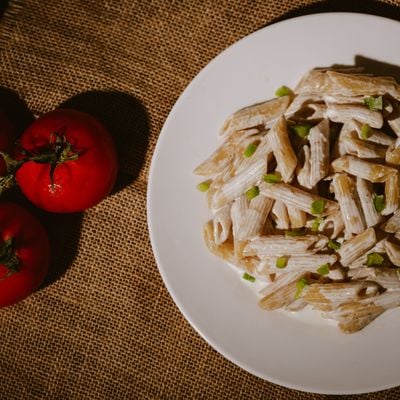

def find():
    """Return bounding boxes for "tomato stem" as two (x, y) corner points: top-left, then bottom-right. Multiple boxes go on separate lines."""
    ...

(0, 237), (19, 278)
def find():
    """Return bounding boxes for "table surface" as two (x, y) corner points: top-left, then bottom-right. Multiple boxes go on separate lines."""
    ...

(1, 1), (400, 399)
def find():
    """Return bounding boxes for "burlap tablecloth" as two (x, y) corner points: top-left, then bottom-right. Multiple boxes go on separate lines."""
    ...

(1, 1), (400, 399)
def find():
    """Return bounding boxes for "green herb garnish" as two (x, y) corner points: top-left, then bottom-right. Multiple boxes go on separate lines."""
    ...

(317, 263), (330, 276)
(327, 239), (341, 251)
(275, 85), (293, 97)
(290, 123), (312, 139)
(243, 142), (258, 158)
(373, 194), (385, 213)
(285, 228), (306, 237)
(263, 173), (282, 184)
(295, 278), (308, 299)
(245, 186), (260, 200)
(311, 217), (324, 232)
(197, 179), (212, 192)
(366, 252), (384, 267)
(360, 123), (372, 140)
(363, 96), (383, 111)
(242, 272), (256, 282)
(276, 256), (288, 269)
(311, 199), (326, 215)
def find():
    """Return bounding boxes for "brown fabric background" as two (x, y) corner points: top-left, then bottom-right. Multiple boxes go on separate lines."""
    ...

(0, 0), (400, 399)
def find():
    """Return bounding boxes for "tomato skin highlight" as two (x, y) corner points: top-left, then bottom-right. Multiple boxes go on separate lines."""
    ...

(15, 109), (118, 213)
(0, 202), (50, 307)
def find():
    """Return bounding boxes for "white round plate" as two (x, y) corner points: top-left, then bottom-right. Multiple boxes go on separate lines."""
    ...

(148, 13), (400, 394)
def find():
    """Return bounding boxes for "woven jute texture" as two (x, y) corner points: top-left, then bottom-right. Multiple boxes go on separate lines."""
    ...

(1, 1), (400, 399)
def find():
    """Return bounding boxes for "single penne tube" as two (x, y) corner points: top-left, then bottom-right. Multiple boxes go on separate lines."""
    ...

(220, 96), (290, 137)
(294, 69), (327, 95)
(286, 205), (307, 229)
(210, 158), (267, 210)
(381, 209), (400, 233)
(203, 221), (257, 273)
(258, 271), (306, 310)
(212, 205), (232, 245)
(388, 102), (400, 136)
(259, 182), (339, 216)
(331, 122), (353, 159)
(343, 132), (387, 159)
(349, 238), (387, 268)
(326, 291), (400, 333)
(284, 94), (323, 118)
(352, 120), (395, 146)
(325, 70), (400, 101)
(323, 211), (345, 238)
(303, 281), (381, 312)
(231, 195), (248, 258)
(385, 138), (400, 166)
(356, 178), (382, 227)
(383, 172), (399, 216)
(268, 116), (298, 182)
(331, 155), (398, 183)
(271, 200), (290, 230)
(338, 227), (376, 266)
(194, 131), (245, 175)
(309, 118), (330, 187)
(325, 103), (383, 129)
(356, 268), (400, 290)
(239, 195), (274, 240)
(385, 240), (400, 267)
(297, 145), (312, 189)
(243, 234), (329, 257)
(331, 174), (365, 234)
(259, 254), (337, 274)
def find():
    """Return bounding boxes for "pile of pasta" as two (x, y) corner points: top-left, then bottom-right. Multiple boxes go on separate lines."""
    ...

(195, 68), (400, 333)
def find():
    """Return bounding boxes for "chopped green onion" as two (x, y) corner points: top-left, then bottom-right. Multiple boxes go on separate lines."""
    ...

(311, 199), (326, 215)
(295, 278), (308, 299)
(263, 172), (282, 184)
(285, 228), (306, 237)
(373, 194), (385, 213)
(197, 179), (212, 192)
(290, 123), (312, 139)
(311, 217), (324, 232)
(275, 85), (293, 97)
(367, 252), (384, 267)
(243, 142), (258, 158)
(360, 123), (372, 140)
(317, 263), (330, 276)
(328, 239), (341, 251)
(363, 96), (383, 111)
(245, 186), (260, 200)
(276, 256), (288, 269)
(242, 272), (256, 282)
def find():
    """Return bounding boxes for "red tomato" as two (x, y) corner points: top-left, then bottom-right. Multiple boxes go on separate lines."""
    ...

(15, 109), (118, 212)
(0, 202), (50, 307)
(0, 111), (15, 176)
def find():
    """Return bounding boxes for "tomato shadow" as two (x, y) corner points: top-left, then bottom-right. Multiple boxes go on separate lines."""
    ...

(59, 91), (150, 193)
(0, 87), (34, 139)
(267, 0), (400, 25)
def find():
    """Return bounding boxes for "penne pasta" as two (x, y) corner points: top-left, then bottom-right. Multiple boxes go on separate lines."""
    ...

(338, 227), (376, 266)
(286, 205), (307, 229)
(260, 182), (339, 216)
(356, 178), (382, 227)
(198, 67), (400, 333)
(243, 234), (329, 257)
(331, 174), (365, 235)
(268, 116), (298, 182)
(332, 155), (397, 183)
(309, 118), (330, 187)
(220, 96), (290, 137)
